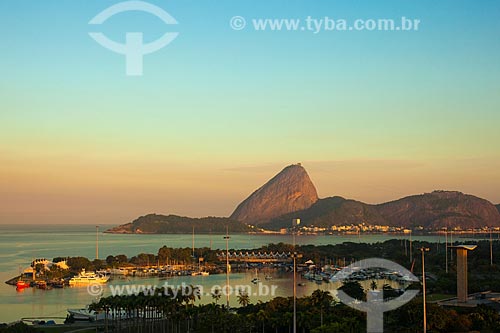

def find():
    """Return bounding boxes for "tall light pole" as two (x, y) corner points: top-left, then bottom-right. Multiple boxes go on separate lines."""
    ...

(450, 231), (453, 262)
(409, 230), (413, 264)
(96, 225), (99, 260)
(445, 228), (448, 273)
(292, 218), (300, 333)
(192, 226), (195, 258)
(490, 228), (493, 266)
(420, 247), (430, 333)
(209, 229), (212, 250)
(224, 226), (230, 309)
(293, 248), (297, 333)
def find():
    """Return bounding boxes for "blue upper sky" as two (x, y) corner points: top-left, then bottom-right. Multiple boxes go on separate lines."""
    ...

(1, 0), (499, 223)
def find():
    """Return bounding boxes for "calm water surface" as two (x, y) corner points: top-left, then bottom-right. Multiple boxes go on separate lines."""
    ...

(0, 224), (479, 323)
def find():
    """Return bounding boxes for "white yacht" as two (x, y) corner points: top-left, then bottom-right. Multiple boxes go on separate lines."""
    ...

(69, 269), (110, 285)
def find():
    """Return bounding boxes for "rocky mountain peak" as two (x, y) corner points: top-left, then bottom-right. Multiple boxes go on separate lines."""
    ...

(230, 164), (319, 225)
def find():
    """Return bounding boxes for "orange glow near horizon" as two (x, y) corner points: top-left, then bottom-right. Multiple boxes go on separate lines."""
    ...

(1, 154), (499, 225)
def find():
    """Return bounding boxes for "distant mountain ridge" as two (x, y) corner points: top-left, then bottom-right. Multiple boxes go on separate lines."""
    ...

(263, 191), (500, 230)
(264, 197), (385, 229)
(107, 164), (500, 233)
(377, 191), (500, 229)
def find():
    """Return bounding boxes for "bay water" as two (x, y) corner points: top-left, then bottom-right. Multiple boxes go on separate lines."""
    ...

(0, 224), (466, 323)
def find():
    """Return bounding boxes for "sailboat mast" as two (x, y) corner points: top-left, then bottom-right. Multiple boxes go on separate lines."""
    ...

(209, 229), (212, 250)
(224, 226), (230, 309)
(96, 225), (99, 260)
(192, 226), (195, 257)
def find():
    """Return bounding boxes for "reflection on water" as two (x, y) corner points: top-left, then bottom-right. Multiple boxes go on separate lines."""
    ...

(0, 224), (481, 323)
(0, 224), (458, 272)
(1, 270), (403, 323)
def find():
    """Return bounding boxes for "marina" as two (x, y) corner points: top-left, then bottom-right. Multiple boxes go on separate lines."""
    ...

(0, 224), (494, 323)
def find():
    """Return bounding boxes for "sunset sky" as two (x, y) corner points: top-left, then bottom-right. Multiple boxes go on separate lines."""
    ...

(1, 0), (499, 224)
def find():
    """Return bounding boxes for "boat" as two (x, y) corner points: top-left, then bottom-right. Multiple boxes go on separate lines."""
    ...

(399, 274), (415, 283)
(96, 270), (111, 277)
(68, 308), (132, 321)
(68, 308), (102, 321)
(50, 280), (65, 288)
(36, 281), (47, 289)
(69, 269), (110, 285)
(16, 280), (30, 289)
(251, 268), (260, 284)
(110, 268), (128, 276)
(200, 271), (210, 276)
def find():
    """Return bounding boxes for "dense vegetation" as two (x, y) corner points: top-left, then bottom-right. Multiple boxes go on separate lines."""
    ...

(2, 291), (499, 332)
(6, 239), (500, 332)
(106, 214), (253, 234)
(63, 238), (500, 296)
(73, 286), (500, 332)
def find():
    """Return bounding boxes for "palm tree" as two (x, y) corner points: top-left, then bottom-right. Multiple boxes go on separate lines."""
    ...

(237, 292), (251, 307)
(201, 303), (222, 333)
(211, 287), (222, 304)
(256, 309), (268, 333)
(311, 289), (333, 327)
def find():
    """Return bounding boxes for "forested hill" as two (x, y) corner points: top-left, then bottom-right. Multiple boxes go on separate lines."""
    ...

(105, 214), (252, 234)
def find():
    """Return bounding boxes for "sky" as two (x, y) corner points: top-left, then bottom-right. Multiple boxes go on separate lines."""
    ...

(0, 0), (499, 224)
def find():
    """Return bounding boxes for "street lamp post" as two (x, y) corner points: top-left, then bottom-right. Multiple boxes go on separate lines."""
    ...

(490, 228), (493, 266)
(96, 225), (99, 260)
(445, 228), (448, 273)
(450, 231), (453, 262)
(293, 250), (297, 333)
(409, 230), (413, 264)
(292, 219), (300, 333)
(420, 247), (430, 333)
(224, 226), (230, 309)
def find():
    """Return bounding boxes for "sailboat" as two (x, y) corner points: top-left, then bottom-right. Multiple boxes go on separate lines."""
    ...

(251, 268), (260, 284)
(190, 227), (210, 276)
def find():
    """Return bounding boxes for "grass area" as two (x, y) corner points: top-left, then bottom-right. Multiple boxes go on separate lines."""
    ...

(427, 293), (454, 302)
